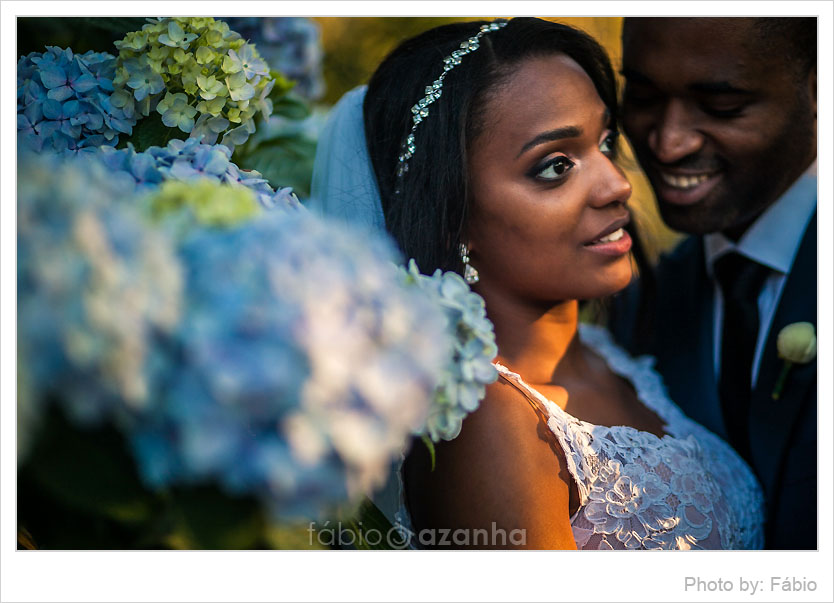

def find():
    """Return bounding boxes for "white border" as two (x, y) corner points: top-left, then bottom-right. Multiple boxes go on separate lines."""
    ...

(2, 2), (832, 602)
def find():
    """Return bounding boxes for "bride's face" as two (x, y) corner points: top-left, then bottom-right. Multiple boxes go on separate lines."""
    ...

(466, 53), (633, 303)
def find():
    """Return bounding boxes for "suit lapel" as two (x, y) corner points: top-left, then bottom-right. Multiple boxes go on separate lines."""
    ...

(749, 211), (817, 497)
(654, 237), (725, 438)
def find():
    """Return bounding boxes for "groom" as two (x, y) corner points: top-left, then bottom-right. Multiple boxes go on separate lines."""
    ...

(612, 18), (817, 549)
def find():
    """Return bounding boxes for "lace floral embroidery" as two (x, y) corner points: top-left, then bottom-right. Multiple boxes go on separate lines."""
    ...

(583, 460), (676, 549)
(492, 324), (765, 550)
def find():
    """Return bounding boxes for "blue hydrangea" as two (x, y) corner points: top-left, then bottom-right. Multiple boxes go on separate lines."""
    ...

(124, 56), (165, 102)
(400, 260), (499, 442)
(129, 211), (453, 519)
(17, 151), (183, 437)
(224, 17), (325, 100)
(18, 150), (455, 519)
(93, 139), (300, 210)
(17, 47), (138, 154)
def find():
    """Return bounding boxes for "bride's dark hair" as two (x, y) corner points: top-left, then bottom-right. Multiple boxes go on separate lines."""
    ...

(364, 17), (619, 276)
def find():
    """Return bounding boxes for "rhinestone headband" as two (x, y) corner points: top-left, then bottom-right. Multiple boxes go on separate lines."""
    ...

(396, 19), (508, 178)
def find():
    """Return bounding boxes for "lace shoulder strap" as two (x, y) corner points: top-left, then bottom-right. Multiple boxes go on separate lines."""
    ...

(493, 362), (566, 422)
(492, 362), (592, 506)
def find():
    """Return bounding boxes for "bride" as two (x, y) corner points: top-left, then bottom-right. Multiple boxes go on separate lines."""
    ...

(312, 17), (764, 549)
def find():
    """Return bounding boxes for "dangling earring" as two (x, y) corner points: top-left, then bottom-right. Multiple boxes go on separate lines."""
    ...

(460, 243), (479, 285)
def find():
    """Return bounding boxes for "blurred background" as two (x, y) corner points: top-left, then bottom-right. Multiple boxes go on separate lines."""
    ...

(17, 15), (680, 259)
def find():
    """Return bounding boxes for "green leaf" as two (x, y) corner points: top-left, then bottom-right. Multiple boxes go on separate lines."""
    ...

(336, 498), (410, 550)
(271, 94), (312, 121)
(21, 407), (154, 524)
(237, 135), (316, 197)
(242, 135), (313, 153)
(123, 112), (188, 152)
(268, 70), (296, 100)
(422, 434), (436, 472)
(167, 485), (265, 550)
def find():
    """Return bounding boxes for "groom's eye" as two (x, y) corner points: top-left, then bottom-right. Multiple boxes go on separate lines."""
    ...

(691, 87), (753, 119)
(700, 102), (748, 119)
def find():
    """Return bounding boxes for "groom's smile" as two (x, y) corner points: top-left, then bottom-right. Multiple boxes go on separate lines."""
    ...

(619, 17), (817, 240)
(654, 168), (722, 207)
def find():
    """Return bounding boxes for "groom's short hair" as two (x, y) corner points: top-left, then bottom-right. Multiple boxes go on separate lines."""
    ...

(622, 17), (817, 79)
(752, 18), (817, 78)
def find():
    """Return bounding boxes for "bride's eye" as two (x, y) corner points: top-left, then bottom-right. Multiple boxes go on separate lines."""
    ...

(599, 131), (619, 157)
(532, 156), (575, 182)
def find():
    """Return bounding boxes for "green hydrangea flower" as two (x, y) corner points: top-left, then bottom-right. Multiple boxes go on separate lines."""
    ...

(112, 17), (277, 147)
(225, 70), (255, 102)
(148, 178), (261, 229)
(158, 20), (198, 48)
(114, 31), (149, 52)
(157, 92), (198, 132)
(196, 74), (227, 100)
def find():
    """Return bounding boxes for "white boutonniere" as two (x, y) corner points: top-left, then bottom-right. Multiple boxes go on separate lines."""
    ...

(772, 322), (816, 400)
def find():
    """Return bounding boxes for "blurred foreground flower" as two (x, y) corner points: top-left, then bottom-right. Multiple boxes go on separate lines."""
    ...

(134, 210), (452, 519)
(94, 138), (300, 211)
(18, 152), (453, 523)
(17, 152), (183, 450)
(399, 260), (498, 442)
(149, 178), (261, 229)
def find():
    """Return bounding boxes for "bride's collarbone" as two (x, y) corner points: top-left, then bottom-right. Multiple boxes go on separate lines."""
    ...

(536, 373), (668, 440)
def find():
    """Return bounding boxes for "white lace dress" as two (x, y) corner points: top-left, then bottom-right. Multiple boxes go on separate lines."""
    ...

(395, 324), (765, 550)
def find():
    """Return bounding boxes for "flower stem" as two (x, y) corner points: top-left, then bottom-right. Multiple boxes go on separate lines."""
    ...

(421, 434), (436, 472)
(772, 361), (793, 400)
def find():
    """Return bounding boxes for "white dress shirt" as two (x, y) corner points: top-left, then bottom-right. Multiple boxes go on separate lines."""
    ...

(704, 162), (817, 386)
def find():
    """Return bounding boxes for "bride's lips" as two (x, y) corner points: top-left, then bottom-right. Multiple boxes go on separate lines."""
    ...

(583, 216), (632, 256)
(653, 168), (722, 206)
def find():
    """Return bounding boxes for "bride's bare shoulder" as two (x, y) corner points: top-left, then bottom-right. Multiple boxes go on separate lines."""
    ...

(403, 378), (576, 549)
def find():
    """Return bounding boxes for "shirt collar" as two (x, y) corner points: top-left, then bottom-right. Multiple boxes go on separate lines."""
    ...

(704, 161), (817, 277)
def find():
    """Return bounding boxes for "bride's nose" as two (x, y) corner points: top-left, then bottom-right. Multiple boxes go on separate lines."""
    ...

(587, 154), (632, 208)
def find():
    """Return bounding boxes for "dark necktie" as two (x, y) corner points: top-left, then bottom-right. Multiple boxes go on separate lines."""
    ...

(714, 252), (771, 462)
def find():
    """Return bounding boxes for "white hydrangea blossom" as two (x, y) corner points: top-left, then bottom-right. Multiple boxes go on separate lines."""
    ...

(400, 259), (498, 441)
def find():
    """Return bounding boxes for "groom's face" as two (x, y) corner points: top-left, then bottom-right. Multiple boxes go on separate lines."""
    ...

(620, 18), (816, 238)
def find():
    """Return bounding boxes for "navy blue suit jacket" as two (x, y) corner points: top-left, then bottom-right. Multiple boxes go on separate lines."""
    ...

(610, 213), (817, 550)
